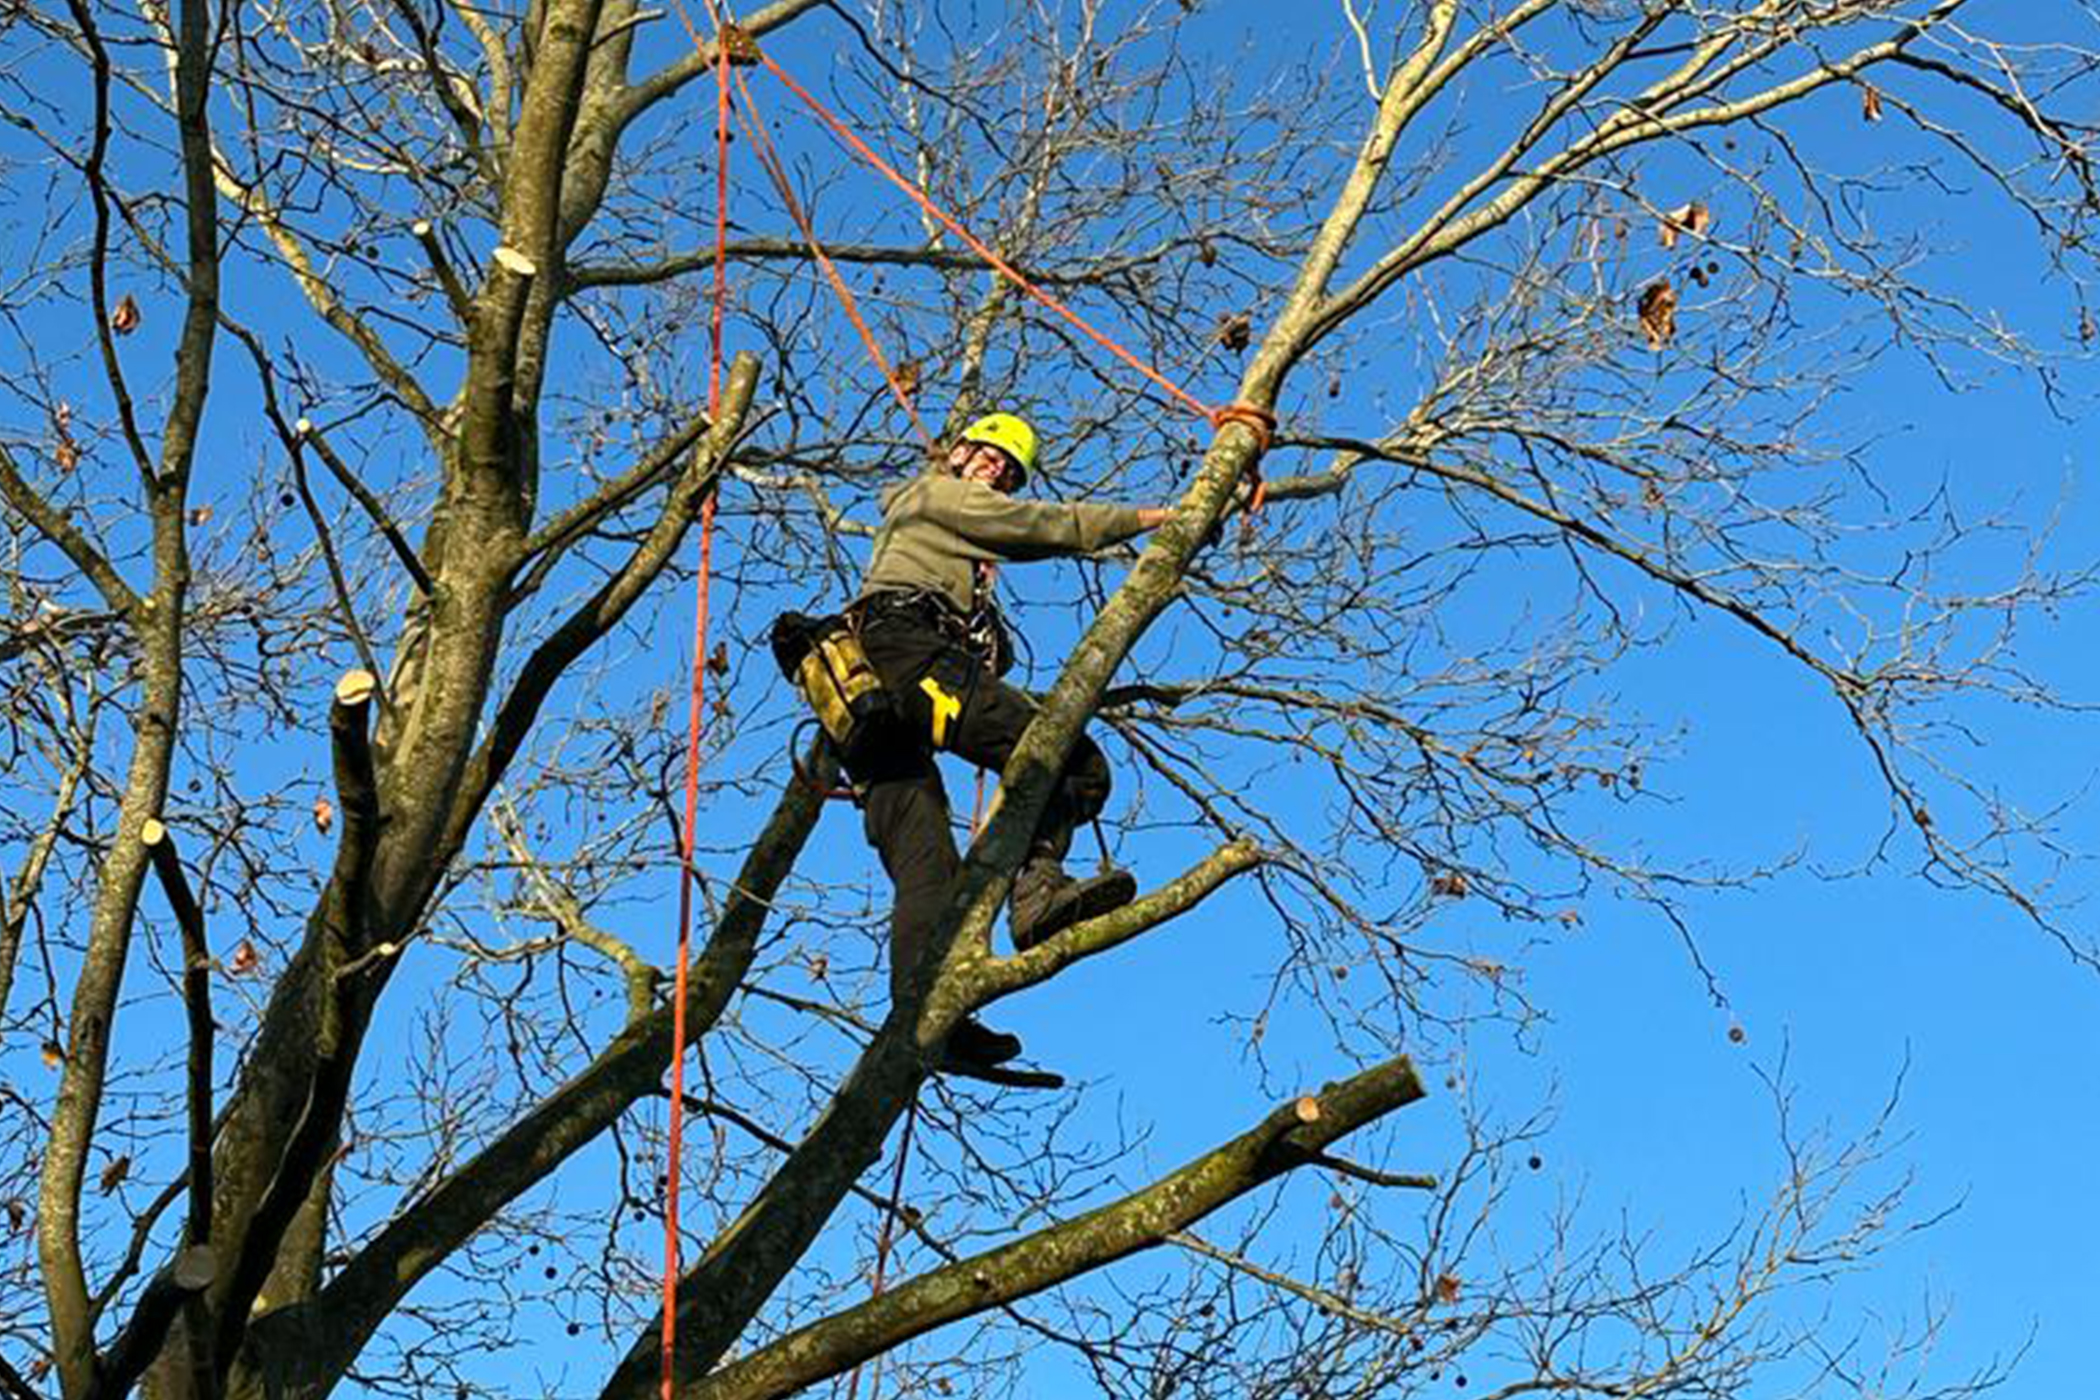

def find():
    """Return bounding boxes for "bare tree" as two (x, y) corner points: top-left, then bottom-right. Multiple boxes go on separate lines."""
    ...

(0, 1), (2092, 1398)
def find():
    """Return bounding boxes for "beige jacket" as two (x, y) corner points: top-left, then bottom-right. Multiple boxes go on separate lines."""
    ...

(857, 471), (1148, 614)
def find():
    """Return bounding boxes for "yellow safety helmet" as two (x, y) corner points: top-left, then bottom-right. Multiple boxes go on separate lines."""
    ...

(956, 412), (1039, 487)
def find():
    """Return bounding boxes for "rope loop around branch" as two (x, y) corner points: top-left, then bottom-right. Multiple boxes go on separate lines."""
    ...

(1210, 402), (1278, 458)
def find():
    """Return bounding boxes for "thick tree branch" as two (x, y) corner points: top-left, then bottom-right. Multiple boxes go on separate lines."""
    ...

(0, 1354), (42, 1400)
(246, 746), (835, 1397)
(611, 0), (827, 134)
(213, 673), (380, 1375)
(566, 232), (1251, 291)
(1225, 0), (1470, 405)
(139, 823), (216, 1251)
(598, 1021), (932, 1399)
(86, 1247), (215, 1400)
(38, 0), (219, 1380)
(685, 1059), (1427, 1400)
(971, 841), (1263, 999)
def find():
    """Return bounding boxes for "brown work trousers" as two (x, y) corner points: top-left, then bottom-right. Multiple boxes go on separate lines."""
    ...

(846, 598), (1111, 999)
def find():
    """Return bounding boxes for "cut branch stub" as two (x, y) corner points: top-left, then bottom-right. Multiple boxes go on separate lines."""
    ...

(172, 1245), (217, 1291)
(335, 669), (377, 709)
(718, 22), (763, 66)
(492, 245), (537, 279)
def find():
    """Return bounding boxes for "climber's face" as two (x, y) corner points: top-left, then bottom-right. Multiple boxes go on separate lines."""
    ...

(949, 440), (1021, 493)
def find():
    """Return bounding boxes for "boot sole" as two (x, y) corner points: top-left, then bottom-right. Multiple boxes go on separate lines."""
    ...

(940, 1030), (1023, 1071)
(1012, 870), (1138, 952)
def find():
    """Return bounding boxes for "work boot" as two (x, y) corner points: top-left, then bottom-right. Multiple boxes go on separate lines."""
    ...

(1009, 858), (1137, 952)
(940, 1015), (1023, 1072)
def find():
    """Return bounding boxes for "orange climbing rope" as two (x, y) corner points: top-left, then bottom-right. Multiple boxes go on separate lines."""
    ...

(661, 9), (734, 1400)
(754, 50), (1276, 513)
(845, 1099), (919, 1400)
(656, 16), (1280, 1399)
(718, 57), (933, 447)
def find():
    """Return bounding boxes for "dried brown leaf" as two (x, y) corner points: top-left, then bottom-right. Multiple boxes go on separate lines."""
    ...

(313, 796), (336, 834)
(111, 293), (142, 335)
(1637, 280), (1679, 349)
(1658, 201), (1711, 249)
(227, 939), (261, 976)
(1217, 312), (1252, 353)
(1862, 84), (1884, 122)
(98, 1155), (130, 1194)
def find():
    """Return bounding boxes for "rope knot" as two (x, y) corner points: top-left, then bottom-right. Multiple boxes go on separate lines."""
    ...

(1211, 403), (1277, 519)
(1211, 402), (1278, 457)
(715, 22), (763, 66)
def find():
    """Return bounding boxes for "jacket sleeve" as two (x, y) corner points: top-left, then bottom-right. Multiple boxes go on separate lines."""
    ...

(920, 476), (1147, 559)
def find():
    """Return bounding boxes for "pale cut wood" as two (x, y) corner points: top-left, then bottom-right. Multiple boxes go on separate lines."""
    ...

(335, 670), (377, 706)
(141, 818), (168, 847)
(1293, 1095), (1322, 1125)
(492, 245), (536, 277)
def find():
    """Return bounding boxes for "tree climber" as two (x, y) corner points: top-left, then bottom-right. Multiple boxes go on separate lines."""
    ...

(848, 412), (1172, 1070)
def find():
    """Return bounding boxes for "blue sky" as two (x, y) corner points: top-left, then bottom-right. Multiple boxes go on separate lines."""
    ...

(769, 5), (2100, 1393)
(4, 1), (2097, 1396)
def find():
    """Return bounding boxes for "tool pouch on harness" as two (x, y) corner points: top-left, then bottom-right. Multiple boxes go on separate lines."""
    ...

(770, 611), (893, 767)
